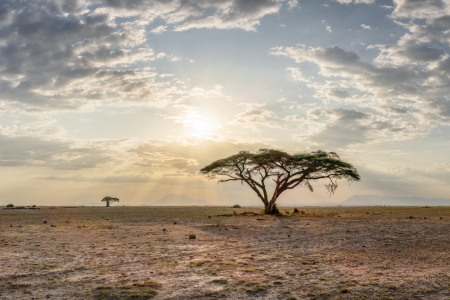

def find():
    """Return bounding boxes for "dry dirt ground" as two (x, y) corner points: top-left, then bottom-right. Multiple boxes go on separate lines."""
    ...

(2, 206), (450, 299)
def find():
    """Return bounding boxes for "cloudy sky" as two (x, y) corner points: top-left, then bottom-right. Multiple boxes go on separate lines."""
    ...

(1, 0), (450, 206)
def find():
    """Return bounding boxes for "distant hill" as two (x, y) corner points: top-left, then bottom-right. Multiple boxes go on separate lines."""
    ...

(341, 194), (450, 206)
(149, 194), (212, 206)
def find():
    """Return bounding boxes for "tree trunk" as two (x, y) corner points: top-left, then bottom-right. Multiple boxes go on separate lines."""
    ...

(264, 201), (278, 214)
(106, 201), (110, 207)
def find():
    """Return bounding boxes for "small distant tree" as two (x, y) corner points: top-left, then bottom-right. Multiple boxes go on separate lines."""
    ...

(200, 149), (360, 214)
(101, 196), (119, 207)
(6, 204), (14, 208)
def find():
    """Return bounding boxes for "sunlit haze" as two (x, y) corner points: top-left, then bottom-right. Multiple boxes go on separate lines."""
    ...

(1, 0), (450, 206)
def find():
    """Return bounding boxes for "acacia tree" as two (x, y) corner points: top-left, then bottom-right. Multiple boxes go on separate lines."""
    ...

(101, 196), (120, 207)
(200, 149), (360, 214)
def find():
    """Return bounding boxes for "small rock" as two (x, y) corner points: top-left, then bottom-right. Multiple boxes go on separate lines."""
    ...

(162, 228), (166, 231)
(43, 220), (47, 224)
(208, 216), (211, 219)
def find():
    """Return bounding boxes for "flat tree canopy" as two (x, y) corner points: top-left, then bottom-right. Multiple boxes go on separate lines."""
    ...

(101, 196), (119, 207)
(200, 149), (360, 214)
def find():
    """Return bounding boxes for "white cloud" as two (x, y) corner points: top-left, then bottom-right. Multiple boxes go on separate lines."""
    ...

(297, 108), (420, 148)
(322, 20), (332, 32)
(286, 67), (311, 82)
(229, 104), (287, 130)
(271, 31), (450, 144)
(151, 25), (168, 34)
(333, 0), (374, 4)
(287, 0), (299, 10)
(390, 0), (450, 19)
(361, 24), (372, 30)
(0, 0), (285, 113)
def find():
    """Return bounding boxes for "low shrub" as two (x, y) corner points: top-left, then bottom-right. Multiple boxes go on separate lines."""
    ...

(6, 204), (13, 208)
(232, 204), (241, 208)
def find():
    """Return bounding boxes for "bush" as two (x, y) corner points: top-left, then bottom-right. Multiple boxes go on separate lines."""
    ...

(233, 204), (241, 208)
(6, 204), (13, 208)
(189, 233), (196, 239)
(293, 208), (300, 214)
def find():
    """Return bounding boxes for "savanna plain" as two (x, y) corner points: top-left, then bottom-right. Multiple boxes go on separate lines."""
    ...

(2, 205), (450, 299)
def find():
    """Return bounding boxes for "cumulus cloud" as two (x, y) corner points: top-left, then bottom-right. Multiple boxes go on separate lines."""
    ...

(390, 0), (450, 19)
(296, 108), (418, 148)
(287, 0), (299, 10)
(129, 136), (270, 174)
(151, 25), (168, 34)
(271, 37), (450, 135)
(100, 0), (286, 32)
(267, 0), (450, 153)
(0, 1), (189, 111)
(229, 104), (287, 130)
(333, 0), (375, 4)
(0, 133), (113, 169)
(287, 67), (311, 82)
(0, 0), (285, 112)
(170, 0), (282, 32)
(39, 174), (155, 183)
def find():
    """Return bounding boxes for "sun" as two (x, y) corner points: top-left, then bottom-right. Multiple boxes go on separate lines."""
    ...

(191, 118), (210, 136)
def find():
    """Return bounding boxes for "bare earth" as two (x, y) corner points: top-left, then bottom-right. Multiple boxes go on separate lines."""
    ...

(2, 205), (450, 299)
